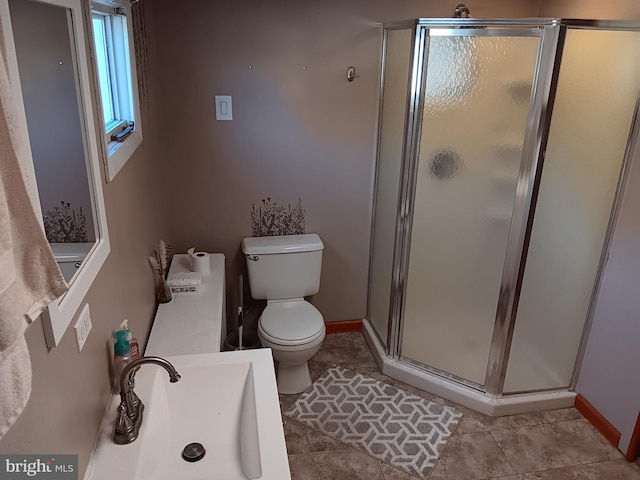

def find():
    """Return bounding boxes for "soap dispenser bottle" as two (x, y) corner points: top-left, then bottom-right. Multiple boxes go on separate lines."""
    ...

(118, 319), (140, 361)
(113, 329), (132, 392)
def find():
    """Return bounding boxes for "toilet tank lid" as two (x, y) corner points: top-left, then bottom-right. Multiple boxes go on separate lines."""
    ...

(242, 233), (324, 255)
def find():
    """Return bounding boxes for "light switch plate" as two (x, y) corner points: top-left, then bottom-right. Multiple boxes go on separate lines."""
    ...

(215, 95), (233, 121)
(74, 303), (92, 352)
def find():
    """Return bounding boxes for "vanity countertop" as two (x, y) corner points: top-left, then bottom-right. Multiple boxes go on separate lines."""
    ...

(145, 253), (226, 356)
(85, 253), (291, 480)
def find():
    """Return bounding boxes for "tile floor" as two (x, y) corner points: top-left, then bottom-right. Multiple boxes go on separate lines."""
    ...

(279, 332), (640, 480)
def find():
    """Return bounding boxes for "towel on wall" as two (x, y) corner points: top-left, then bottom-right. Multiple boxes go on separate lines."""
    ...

(0, 18), (68, 440)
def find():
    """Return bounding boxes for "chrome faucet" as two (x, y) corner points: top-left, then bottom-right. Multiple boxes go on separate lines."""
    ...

(113, 356), (181, 445)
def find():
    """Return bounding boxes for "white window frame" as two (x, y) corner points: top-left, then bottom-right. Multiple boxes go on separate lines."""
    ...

(91, 0), (142, 182)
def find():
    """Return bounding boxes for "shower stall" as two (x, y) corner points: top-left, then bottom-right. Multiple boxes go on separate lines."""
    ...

(365, 18), (640, 415)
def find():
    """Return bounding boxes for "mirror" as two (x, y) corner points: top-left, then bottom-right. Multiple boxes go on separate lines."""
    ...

(9, 0), (96, 283)
(1, 0), (110, 347)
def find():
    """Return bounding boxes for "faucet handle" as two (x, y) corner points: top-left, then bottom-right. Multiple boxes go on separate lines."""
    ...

(114, 402), (137, 444)
(123, 389), (141, 421)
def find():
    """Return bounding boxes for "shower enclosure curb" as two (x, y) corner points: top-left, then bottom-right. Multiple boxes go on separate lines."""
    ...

(363, 319), (575, 417)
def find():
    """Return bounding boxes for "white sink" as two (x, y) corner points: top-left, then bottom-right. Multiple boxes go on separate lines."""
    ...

(84, 349), (290, 480)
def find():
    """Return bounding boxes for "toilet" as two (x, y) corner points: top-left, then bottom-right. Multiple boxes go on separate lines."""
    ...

(242, 233), (326, 394)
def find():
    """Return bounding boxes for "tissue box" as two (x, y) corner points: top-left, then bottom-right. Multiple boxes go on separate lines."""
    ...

(167, 272), (202, 294)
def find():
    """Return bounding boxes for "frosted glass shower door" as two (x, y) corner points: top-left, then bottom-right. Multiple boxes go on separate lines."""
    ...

(400, 32), (541, 385)
(504, 29), (640, 393)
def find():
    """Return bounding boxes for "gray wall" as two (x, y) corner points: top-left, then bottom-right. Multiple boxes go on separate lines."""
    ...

(575, 139), (640, 454)
(153, 0), (541, 325)
(538, 0), (640, 18)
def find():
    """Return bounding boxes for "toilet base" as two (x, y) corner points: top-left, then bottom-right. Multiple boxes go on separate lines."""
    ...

(276, 361), (313, 394)
(258, 327), (325, 395)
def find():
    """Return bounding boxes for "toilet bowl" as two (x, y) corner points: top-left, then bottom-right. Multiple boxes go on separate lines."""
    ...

(242, 233), (325, 394)
(257, 299), (326, 394)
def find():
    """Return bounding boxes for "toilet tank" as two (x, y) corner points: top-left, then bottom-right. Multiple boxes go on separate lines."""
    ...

(242, 234), (324, 300)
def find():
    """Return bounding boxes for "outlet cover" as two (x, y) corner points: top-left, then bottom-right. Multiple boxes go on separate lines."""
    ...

(74, 304), (92, 352)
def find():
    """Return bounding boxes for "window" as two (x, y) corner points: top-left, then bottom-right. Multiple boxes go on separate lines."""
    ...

(91, 1), (142, 181)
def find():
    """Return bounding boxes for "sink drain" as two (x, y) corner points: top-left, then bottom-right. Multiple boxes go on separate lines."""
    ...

(182, 442), (206, 462)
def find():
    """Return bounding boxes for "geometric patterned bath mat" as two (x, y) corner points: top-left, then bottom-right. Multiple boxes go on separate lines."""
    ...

(284, 366), (462, 478)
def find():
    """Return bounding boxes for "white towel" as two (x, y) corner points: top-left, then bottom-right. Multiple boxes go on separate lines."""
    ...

(0, 18), (68, 439)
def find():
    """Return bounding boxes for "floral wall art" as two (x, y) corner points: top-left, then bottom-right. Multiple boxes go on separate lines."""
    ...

(43, 201), (88, 243)
(250, 198), (305, 237)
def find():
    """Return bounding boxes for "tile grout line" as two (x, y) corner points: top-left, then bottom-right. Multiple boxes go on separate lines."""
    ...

(421, 425), (466, 480)
(515, 456), (634, 476)
(487, 428), (522, 476)
(485, 417), (588, 434)
(487, 423), (630, 477)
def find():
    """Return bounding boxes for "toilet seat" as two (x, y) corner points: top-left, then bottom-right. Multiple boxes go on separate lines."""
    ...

(259, 300), (325, 346)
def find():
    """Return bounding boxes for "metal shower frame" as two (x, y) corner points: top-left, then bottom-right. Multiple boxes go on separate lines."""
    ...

(367, 17), (640, 398)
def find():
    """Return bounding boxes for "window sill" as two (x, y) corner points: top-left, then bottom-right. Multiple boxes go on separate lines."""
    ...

(105, 128), (142, 181)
